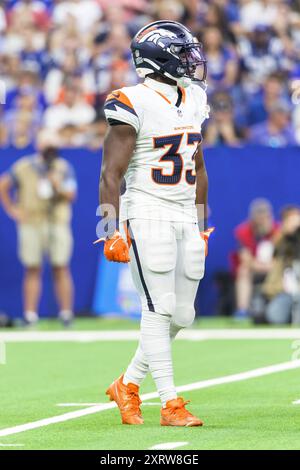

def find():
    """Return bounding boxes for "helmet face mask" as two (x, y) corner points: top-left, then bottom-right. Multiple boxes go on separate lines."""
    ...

(176, 43), (207, 81)
(131, 21), (207, 86)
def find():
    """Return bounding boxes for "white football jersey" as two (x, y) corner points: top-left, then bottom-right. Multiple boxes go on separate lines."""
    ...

(104, 77), (209, 223)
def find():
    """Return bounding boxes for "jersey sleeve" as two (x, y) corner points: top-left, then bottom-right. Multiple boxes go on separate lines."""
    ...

(104, 88), (140, 133)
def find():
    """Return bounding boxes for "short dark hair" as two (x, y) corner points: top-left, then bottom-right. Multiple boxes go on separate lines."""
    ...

(280, 205), (300, 221)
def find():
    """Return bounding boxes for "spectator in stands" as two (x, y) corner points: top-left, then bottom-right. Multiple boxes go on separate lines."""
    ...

(203, 26), (238, 93)
(4, 68), (46, 113)
(200, 1), (238, 42)
(43, 80), (96, 132)
(44, 53), (93, 105)
(53, 0), (103, 33)
(154, 0), (185, 23)
(239, 0), (281, 33)
(0, 2), (6, 34)
(263, 205), (300, 324)
(233, 198), (278, 320)
(204, 91), (244, 146)
(0, 91), (41, 147)
(89, 24), (137, 107)
(247, 73), (288, 126)
(0, 129), (77, 326)
(238, 25), (290, 94)
(1, 0), (300, 148)
(248, 100), (296, 146)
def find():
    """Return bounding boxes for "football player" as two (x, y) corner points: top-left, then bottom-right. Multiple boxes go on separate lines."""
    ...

(97, 20), (213, 427)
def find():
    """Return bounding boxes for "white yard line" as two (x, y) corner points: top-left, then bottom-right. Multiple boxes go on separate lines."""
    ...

(57, 402), (160, 407)
(0, 329), (300, 343)
(292, 399), (300, 405)
(0, 359), (300, 438)
(56, 403), (106, 407)
(149, 442), (188, 450)
(0, 443), (24, 447)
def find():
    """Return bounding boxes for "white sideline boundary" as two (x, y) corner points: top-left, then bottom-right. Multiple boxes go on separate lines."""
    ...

(0, 328), (300, 343)
(56, 402), (160, 407)
(0, 359), (300, 438)
(0, 443), (24, 447)
(149, 442), (188, 450)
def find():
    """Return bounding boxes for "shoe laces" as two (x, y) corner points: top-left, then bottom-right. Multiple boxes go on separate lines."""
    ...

(125, 386), (142, 415)
(168, 398), (194, 419)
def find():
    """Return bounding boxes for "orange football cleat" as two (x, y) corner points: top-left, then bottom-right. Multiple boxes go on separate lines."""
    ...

(106, 375), (144, 425)
(160, 397), (204, 427)
(94, 230), (130, 263)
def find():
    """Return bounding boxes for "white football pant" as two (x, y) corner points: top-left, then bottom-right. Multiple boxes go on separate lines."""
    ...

(122, 219), (206, 405)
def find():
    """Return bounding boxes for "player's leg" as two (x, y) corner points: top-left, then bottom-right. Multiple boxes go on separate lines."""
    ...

(128, 218), (177, 405)
(107, 218), (178, 423)
(123, 217), (179, 386)
(159, 222), (205, 427)
(172, 222), (206, 331)
(124, 317), (180, 387)
(124, 222), (204, 387)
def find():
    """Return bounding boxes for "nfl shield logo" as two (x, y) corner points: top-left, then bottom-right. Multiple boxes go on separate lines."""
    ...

(177, 109), (183, 117)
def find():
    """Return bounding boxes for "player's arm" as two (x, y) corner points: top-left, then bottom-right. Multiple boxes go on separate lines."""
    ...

(96, 124), (136, 263)
(99, 123), (136, 224)
(195, 143), (208, 230)
(194, 143), (214, 254)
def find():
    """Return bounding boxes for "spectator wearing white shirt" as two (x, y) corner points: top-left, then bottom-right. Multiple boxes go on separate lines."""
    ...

(240, 0), (279, 32)
(53, 0), (102, 33)
(43, 82), (96, 131)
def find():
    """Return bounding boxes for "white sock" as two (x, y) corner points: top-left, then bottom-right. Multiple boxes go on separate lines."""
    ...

(123, 342), (148, 386)
(24, 311), (39, 324)
(59, 310), (74, 321)
(123, 321), (182, 388)
(140, 310), (177, 406)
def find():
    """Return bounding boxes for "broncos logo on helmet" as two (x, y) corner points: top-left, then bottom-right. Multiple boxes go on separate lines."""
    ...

(137, 28), (177, 46)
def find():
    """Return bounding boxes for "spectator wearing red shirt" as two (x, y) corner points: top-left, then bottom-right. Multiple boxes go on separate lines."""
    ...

(234, 198), (278, 319)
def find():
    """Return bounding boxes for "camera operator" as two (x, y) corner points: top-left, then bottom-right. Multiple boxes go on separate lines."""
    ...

(263, 206), (300, 324)
(0, 129), (77, 326)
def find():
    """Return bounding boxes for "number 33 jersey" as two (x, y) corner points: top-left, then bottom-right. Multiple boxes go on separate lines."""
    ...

(104, 77), (209, 223)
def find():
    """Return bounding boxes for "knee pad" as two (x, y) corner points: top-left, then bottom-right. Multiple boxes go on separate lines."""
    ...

(155, 291), (176, 317)
(172, 304), (195, 329)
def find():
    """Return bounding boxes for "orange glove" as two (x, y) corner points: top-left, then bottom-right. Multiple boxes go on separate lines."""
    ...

(200, 227), (215, 256)
(94, 230), (130, 263)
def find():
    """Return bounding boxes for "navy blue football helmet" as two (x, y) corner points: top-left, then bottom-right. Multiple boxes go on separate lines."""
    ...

(131, 20), (207, 87)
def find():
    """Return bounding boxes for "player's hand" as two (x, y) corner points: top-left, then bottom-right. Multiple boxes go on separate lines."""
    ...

(200, 227), (215, 257)
(94, 230), (130, 263)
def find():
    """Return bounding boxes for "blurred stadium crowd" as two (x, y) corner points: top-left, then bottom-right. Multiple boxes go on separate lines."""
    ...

(1, 0), (300, 149)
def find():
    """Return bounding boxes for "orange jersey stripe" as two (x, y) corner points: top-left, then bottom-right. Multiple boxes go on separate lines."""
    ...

(106, 90), (135, 111)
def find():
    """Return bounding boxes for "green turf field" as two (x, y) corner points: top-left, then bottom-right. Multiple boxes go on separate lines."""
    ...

(0, 318), (300, 450)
